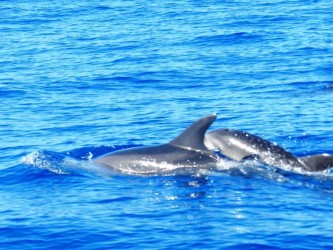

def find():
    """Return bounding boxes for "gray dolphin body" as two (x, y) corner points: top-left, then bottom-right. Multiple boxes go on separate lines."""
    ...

(93, 114), (219, 175)
(204, 129), (333, 172)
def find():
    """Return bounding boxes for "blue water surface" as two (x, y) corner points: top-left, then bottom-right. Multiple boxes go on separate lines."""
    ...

(1, 0), (333, 249)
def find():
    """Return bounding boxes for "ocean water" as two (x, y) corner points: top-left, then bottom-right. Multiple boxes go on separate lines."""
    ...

(1, 0), (333, 249)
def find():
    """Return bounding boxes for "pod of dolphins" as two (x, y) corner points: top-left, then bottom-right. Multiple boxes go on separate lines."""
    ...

(93, 114), (333, 175)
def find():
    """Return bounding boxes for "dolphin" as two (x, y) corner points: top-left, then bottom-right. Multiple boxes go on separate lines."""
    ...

(93, 114), (219, 175)
(204, 128), (333, 172)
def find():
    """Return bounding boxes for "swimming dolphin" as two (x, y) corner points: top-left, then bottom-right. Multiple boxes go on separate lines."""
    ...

(93, 114), (219, 175)
(204, 128), (333, 172)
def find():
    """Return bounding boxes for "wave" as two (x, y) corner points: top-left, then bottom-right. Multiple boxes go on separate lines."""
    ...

(193, 32), (264, 46)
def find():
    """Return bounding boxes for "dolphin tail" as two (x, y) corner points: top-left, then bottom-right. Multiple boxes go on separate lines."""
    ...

(298, 154), (333, 171)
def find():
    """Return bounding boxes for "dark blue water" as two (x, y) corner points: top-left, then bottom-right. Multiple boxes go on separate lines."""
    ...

(1, 0), (333, 249)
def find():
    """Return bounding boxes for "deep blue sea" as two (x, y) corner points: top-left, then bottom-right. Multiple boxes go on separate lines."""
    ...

(1, 0), (333, 249)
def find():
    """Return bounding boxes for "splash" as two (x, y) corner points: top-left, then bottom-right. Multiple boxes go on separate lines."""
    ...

(21, 150), (70, 175)
(21, 150), (116, 177)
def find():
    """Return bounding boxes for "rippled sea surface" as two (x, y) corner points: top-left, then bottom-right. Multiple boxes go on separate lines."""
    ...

(1, 0), (333, 249)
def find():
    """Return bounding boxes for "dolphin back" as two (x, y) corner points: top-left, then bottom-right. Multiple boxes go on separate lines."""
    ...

(204, 128), (304, 168)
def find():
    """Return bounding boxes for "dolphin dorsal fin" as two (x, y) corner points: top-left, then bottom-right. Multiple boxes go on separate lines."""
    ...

(169, 114), (217, 151)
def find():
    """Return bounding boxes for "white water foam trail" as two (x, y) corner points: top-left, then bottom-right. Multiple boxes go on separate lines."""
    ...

(21, 151), (117, 177)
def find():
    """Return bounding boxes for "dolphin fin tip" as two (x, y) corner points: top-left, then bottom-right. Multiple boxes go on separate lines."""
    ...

(206, 113), (217, 121)
(169, 114), (217, 150)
